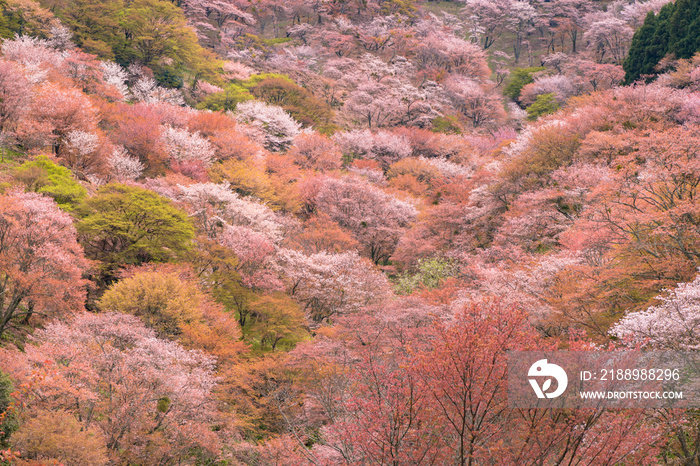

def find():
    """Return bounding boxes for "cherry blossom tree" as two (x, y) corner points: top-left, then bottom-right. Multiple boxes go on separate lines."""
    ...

(108, 146), (144, 181)
(344, 80), (403, 129)
(313, 176), (417, 264)
(519, 74), (579, 106)
(583, 12), (634, 64)
(100, 61), (129, 100)
(562, 58), (624, 92)
(537, 0), (596, 54)
(333, 130), (411, 170)
(1, 312), (222, 465)
(235, 100), (301, 152)
(61, 129), (108, 178)
(106, 103), (167, 174)
(0, 60), (30, 133)
(181, 0), (255, 50)
(444, 75), (506, 127)
(463, 0), (511, 50)
(17, 82), (97, 152)
(1, 35), (64, 77)
(275, 249), (390, 322)
(160, 124), (216, 176)
(611, 273), (700, 350)
(619, 0), (672, 28)
(0, 189), (90, 339)
(177, 181), (289, 242)
(287, 132), (342, 172)
(507, 1), (538, 64)
(219, 224), (281, 289)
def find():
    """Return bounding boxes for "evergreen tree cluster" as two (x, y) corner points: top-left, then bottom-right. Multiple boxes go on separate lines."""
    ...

(624, 0), (700, 84)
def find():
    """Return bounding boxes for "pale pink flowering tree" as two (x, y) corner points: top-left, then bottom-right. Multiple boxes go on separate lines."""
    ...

(313, 176), (417, 264)
(419, 157), (473, 179)
(176, 182), (291, 289)
(221, 60), (255, 81)
(462, 0), (512, 50)
(444, 75), (506, 127)
(677, 92), (700, 124)
(65, 130), (99, 155)
(611, 273), (700, 350)
(619, 0), (672, 28)
(332, 130), (374, 160)
(0, 59), (30, 132)
(413, 22), (491, 78)
(345, 80), (403, 129)
(181, 0), (254, 49)
(520, 74), (579, 106)
(506, 1), (538, 64)
(47, 24), (74, 51)
(562, 58), (624, 92)
(1, 34), (64, 74)
(583, 12), (634, 64)
(369, 131), (413, 169)
(219, 224), (282, 290)
(494, 187), (582, 252)
(537, 0), (593, 54)
(275, 249), (390, 322)
(288, 132), (342, 172)
(130, 76), (185, 105)
(333, 130), (411, 169)
(0, 189), (90, 338)
(194, 80), (224, 99)
(2, 312), (222, 465)
(62, 129), (105, 176)
(334, 54), (439, 128)
(177, 182), (289, 242)
(17, 81), (98, 151)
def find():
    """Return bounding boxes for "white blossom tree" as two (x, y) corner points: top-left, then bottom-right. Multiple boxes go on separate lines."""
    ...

(275, 249), (390, 322)
(160, 125), (215, 166)
(611, 273), (700, 349)
(234, 100), (301, 152)
(108, 146), (144, 181)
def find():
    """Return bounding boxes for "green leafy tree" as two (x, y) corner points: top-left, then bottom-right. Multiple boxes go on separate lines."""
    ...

(45, 0), (121, 57)
(396, 257), (458, 295)
(43, 0), (220, 85)
(0, 0), (56, 39)
(196, 84), (253, 112)
(669, 0), (700, 59)
(0, 371), (17, 448)
(196, 73), (289, 112)
(246, 293), (307, 351)
(504, 67), (544, 102)
(13, 155), (86, 210)
(526, 93), (559, 121)
(75, 183), (194, 281)
(250, 77), (336, 134)
(120, 0), (196, 66)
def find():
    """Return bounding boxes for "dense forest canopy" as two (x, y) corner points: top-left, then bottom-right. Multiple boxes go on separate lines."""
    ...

(2, 0), (700, 464)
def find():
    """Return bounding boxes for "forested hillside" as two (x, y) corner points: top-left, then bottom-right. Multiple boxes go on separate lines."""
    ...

(1, 0), (700, 464)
